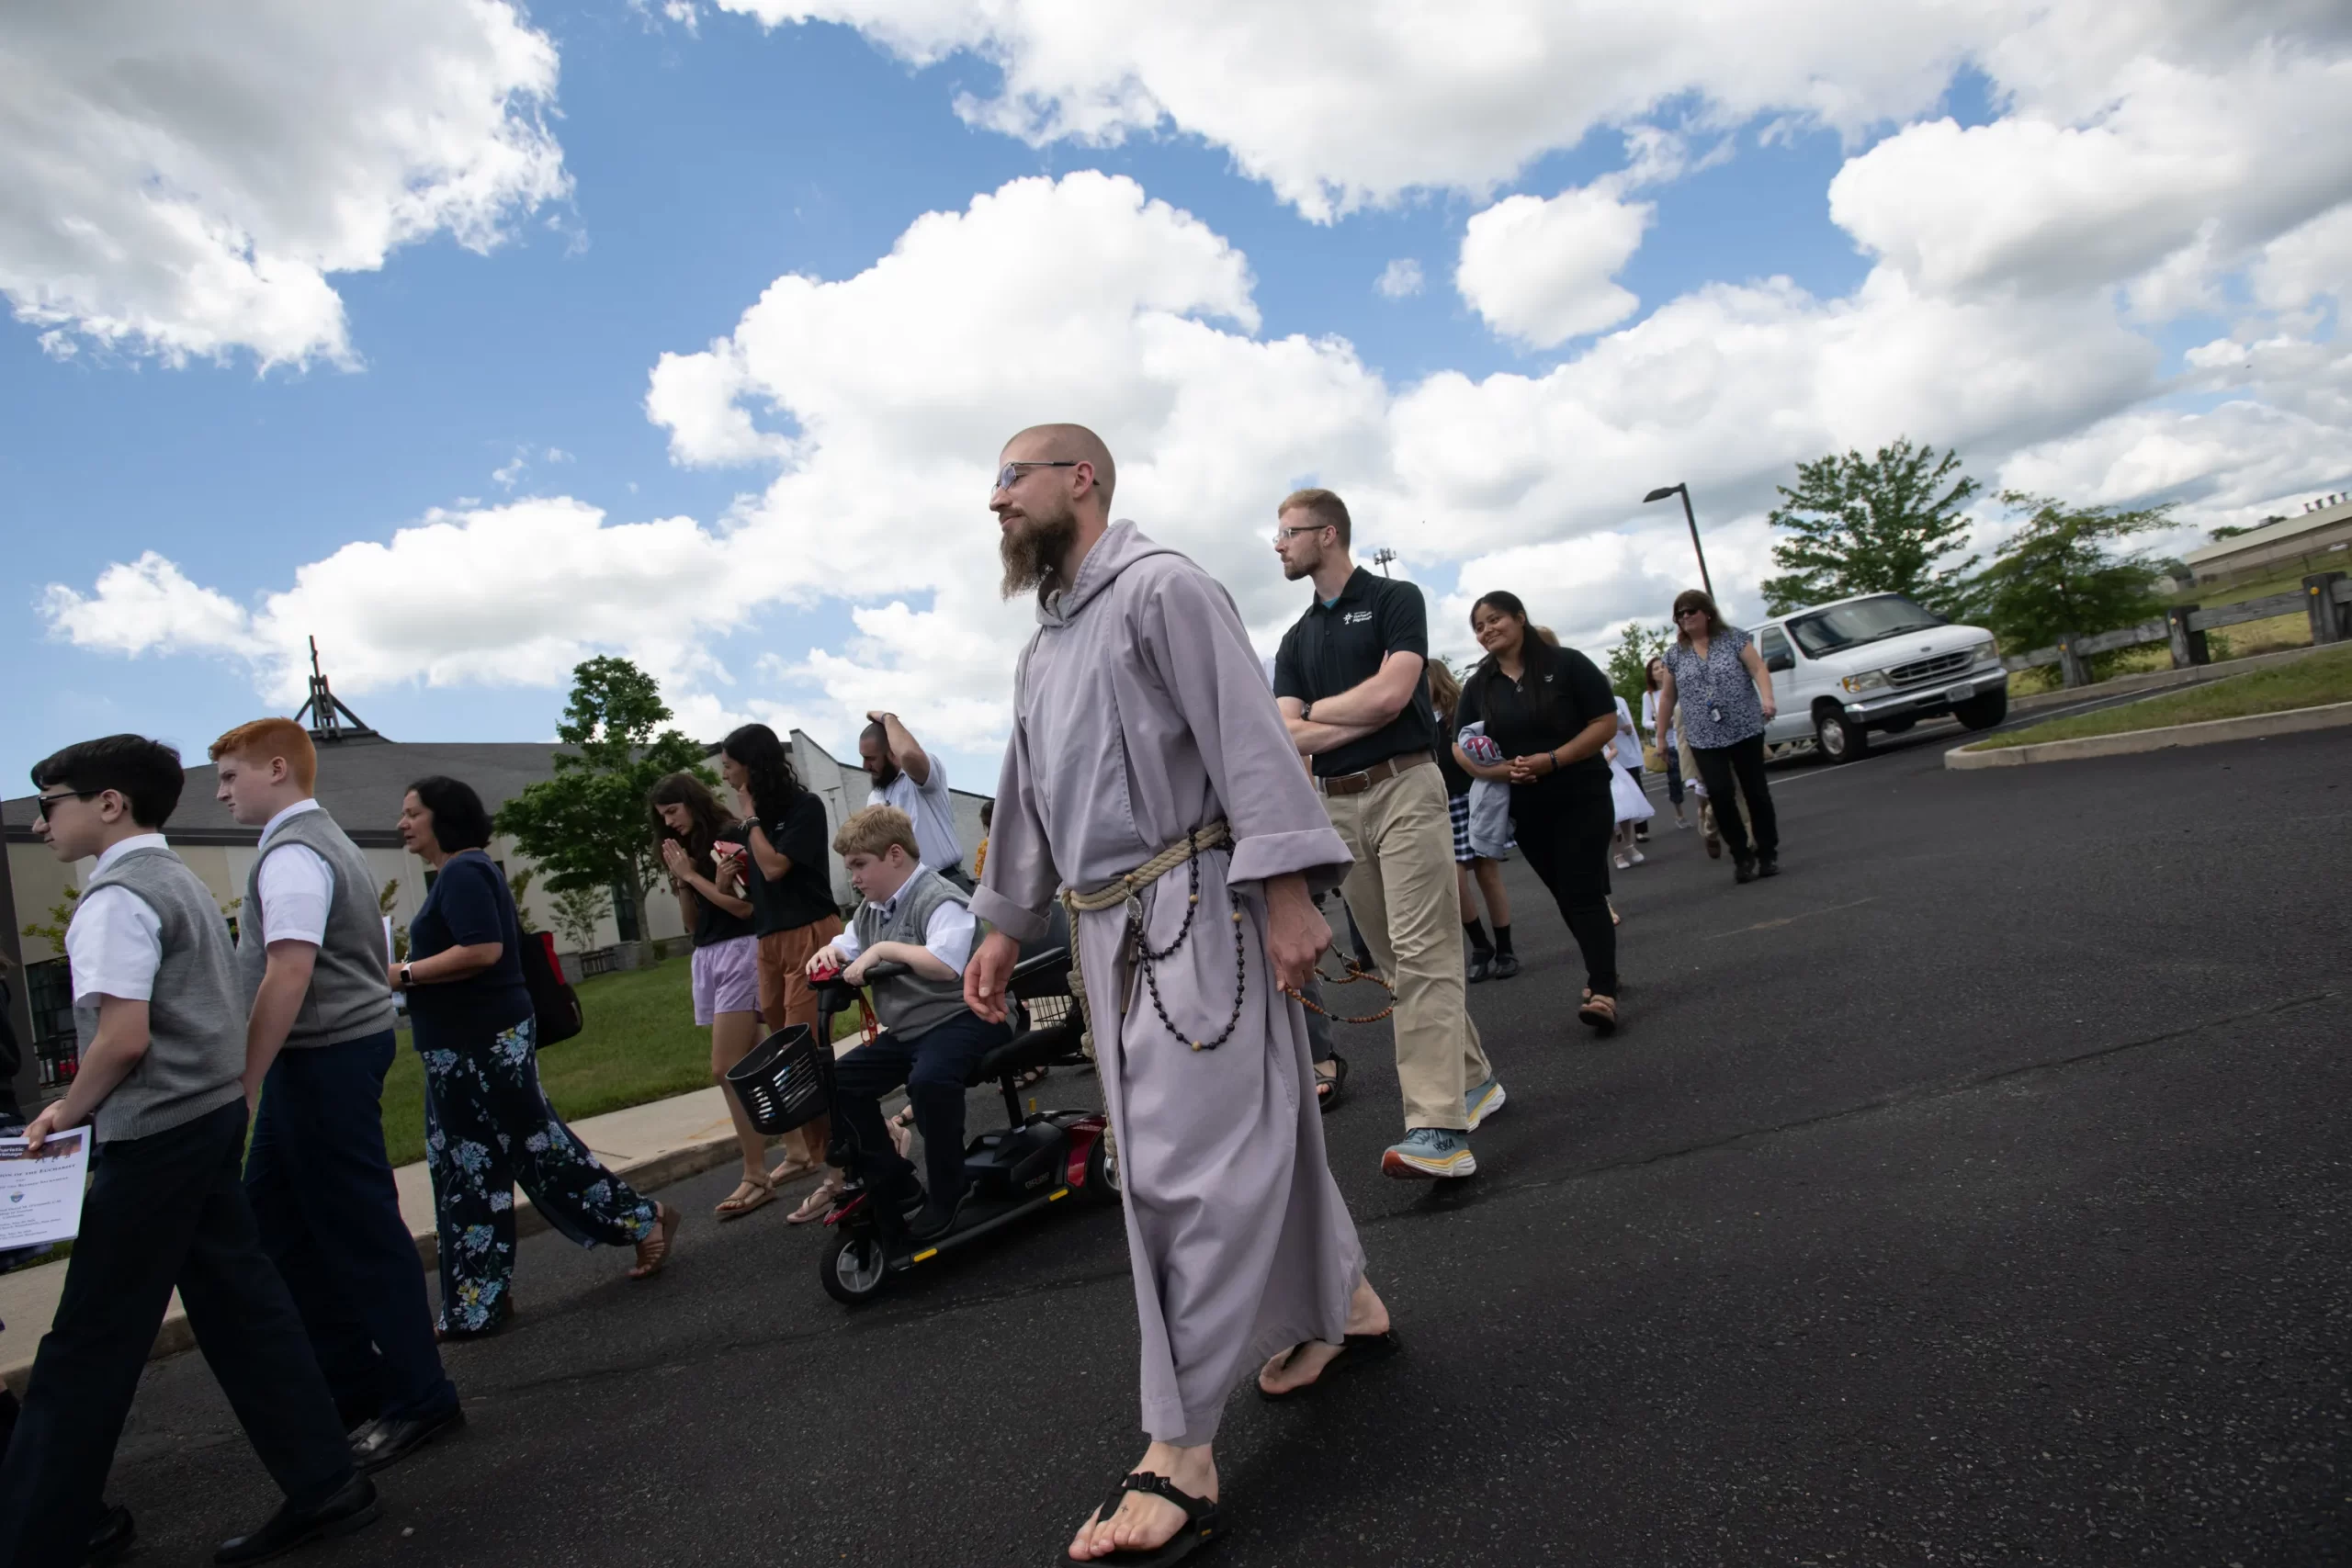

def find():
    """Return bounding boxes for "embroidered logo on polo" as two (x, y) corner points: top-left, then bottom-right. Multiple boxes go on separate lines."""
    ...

(1341, 609), (1374, 624)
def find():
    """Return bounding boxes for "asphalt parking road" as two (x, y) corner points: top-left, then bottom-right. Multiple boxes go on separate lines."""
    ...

(95, 727), (2352, 1567)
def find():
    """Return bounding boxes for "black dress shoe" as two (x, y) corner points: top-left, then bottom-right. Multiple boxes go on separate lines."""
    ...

(1734, 856), (1758, 885)
(1487, 952), (1521, 981)
(86, 1503), (134, 1566)
(350, 1403), (465, 1473)
(1757, 853), (1780, 878)
(215, 1474), (379, 1565)
(907, 1189), (971, 1242)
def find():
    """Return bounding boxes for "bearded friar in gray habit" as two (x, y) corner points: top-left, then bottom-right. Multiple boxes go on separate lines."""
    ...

(965, 423), (1397, 1564)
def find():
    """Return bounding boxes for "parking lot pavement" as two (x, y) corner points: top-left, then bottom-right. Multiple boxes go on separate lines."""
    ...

(92, 728), (2351, 1566)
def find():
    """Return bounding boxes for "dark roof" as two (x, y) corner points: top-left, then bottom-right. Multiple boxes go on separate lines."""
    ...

(4, 736), (576, 850)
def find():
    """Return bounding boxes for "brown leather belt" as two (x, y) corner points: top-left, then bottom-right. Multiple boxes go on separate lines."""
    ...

(1316, 750), (1433, 797)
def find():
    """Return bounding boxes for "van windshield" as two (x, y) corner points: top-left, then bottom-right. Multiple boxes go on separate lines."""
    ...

(1785, 594), (1946, 656)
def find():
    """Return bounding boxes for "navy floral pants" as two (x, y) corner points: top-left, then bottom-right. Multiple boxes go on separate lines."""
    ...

(414, 1014), (656, 1335)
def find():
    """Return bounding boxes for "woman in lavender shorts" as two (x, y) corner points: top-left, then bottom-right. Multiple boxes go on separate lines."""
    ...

(650, 773), (773, 1219)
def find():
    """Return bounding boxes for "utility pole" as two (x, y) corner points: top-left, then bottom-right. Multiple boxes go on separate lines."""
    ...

(1371, 547), (1397, 577)
(1642, 483), (1714, 602)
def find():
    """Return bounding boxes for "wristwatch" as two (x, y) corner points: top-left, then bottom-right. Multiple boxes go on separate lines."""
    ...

(398, 962), (413, 990)
(1300, 701), (1315, 723)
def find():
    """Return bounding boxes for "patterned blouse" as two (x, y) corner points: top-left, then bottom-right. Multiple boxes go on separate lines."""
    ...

(1663, 626), (1766, 750)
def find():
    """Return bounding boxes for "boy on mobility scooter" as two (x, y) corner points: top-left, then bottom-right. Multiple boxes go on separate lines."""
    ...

(807, 806), (1007, 1240)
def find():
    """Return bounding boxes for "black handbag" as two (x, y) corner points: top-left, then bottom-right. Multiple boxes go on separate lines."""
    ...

(517, 929), (583, 1047)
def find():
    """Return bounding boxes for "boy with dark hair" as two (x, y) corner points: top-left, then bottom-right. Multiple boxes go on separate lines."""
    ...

(212, 718), (460, 1471)
(0, 735), (376, 1568)
(806, 806), (1007, 1239)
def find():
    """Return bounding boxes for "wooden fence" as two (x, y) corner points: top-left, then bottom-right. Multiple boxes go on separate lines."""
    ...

(2003, 571), (2352, 689)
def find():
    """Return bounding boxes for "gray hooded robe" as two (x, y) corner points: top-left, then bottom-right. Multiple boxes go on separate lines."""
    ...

(972, 521), (1368, 1446)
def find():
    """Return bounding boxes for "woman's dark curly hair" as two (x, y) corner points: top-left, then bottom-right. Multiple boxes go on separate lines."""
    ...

(720, 723), (805, 827)
(406, 775), (494, 852)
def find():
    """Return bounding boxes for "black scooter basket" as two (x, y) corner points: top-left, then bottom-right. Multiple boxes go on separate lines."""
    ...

(724, 1022), (829, 1134)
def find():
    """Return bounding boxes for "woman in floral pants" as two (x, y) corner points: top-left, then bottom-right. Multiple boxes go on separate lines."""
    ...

(395, 777), (679, 1337)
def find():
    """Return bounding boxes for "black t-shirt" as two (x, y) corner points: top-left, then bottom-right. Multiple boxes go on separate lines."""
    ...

(1455, 642), (1618, 795)
(743, 793), (837, 936)
(407, 850), (532, 1032)
(690, 828), (758, 948)
(1273, 568), (1442, 778)
(1435, 722), (1474, 798)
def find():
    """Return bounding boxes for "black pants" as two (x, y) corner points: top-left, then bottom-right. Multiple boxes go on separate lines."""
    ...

(0, 1100), (353, 1568)
(1690, 734), (1780, 863)
(833, 1010), (1009, 1210)
(246, 1030), (456, 1427)
(1510, 779), (1619, 997)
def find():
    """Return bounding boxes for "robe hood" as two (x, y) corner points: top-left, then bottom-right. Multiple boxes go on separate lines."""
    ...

(1037, 520), (1181, 627)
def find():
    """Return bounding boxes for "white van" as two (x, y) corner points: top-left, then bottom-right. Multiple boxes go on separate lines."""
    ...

(1749, 592), (2008, 761)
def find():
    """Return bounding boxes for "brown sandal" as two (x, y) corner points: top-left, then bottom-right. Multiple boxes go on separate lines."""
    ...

(786, 1172), (845, 1224)
(715, 1178), (775, 1220)
(628, 1202), (680, 1280)
(1577, 994), (1618, 1036)
(765, 1155), (820, 1186)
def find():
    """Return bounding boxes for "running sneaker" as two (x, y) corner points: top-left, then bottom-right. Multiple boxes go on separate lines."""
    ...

(1464, 1077), (1506, 1132)
(1382, 1127), (1476, 1179)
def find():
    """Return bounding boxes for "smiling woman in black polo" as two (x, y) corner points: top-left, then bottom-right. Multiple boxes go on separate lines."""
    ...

(1452, 591), (1625, 1033)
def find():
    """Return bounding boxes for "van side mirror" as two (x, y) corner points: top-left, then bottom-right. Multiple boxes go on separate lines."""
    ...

(1765, 650), (1794, 672)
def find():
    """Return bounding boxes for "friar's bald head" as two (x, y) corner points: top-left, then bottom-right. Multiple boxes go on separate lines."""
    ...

(993, 423), (1117, 597)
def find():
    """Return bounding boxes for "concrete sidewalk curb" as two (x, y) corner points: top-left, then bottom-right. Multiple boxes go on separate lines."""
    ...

(0, 1124), (774, 1396)
(1946, 698), (2352, 769)
(2000, 644), (2321, 717)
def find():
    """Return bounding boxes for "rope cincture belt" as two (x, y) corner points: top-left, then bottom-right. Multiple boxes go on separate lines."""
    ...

(1060, 821), (1247, 1055)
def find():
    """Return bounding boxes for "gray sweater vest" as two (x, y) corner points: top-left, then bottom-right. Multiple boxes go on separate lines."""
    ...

(854, 869), (972, 1041)
(74, 846), (246, 1144)
(238, 807), (397, 1049)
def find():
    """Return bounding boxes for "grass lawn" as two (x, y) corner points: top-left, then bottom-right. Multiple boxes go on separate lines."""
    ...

(380, 958), (865, 1168)
(1977, 643), (2352, 750)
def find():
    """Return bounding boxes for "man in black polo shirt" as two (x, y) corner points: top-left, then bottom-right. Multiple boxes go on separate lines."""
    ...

(1272, 489), (1501, 1180)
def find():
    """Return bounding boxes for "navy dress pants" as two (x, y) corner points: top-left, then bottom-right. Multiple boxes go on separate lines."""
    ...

(833, 1011), (1008, 1209)
(246, 1029), (457, 1427)
(0, 1101), (353, 1568)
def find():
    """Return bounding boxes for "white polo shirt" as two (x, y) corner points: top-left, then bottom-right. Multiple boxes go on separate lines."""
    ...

(66, 834), (172, 1004)
(251, 798), (334, 948)
(868, 761), (963, 874)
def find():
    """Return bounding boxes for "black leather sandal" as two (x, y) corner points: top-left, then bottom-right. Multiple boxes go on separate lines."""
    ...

(1079, 1471), (1224, 1565)
(1314, 1053), (1348, 1114)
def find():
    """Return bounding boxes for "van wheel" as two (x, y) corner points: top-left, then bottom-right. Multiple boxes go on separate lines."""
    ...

(1815, 706), (1870, 763)
(1952, 690), (2008, 731)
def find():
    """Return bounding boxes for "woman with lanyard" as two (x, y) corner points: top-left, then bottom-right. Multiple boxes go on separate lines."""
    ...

(1453, 592), (1626, 1034)
(1654, 588), (1781, 884)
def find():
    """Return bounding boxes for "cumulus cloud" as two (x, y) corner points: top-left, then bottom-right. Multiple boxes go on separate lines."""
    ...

(1375, 259), (1424, 299)
(44, 499), (750, 707)
(0, 0), (570, 366)
(1456, 184), (1652, 348)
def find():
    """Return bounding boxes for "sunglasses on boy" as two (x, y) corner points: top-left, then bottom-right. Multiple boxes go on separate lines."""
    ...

(35, 789), (95, 821)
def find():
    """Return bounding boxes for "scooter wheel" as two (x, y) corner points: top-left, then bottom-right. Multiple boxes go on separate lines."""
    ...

(1083, 1130), (1122, 1207)
(820, 1230), (891, 1305)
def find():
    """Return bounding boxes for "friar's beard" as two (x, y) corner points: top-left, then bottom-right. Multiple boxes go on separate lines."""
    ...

(1000, 511), (1079, 599)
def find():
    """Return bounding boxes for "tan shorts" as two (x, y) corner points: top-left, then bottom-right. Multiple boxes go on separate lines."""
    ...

(756, 916), (847, 1035)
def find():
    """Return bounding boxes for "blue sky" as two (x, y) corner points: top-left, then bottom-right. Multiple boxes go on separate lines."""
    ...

(6, 2), (2345, 795)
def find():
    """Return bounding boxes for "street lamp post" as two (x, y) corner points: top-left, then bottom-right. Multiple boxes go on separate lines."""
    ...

(1643, 483), (1714, 603)
(1371, 547), (1397, 577)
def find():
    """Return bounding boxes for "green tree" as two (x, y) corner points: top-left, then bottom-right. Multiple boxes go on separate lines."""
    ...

(549, 884), (612, 952)
(1961, 491), (2172, 651)
(493, 657), (708, 944)
(1603, 621), (1669, 704)
(1760, 438), (1981, 615)
(21, 886), (79, 955)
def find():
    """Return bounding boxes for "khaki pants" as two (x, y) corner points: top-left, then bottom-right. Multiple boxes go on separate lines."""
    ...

(756, 916), (847, 1168)
(1320, 761), (1491, 1132)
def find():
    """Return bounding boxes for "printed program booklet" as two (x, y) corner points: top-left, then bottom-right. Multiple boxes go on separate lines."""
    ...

(0, 1130), (91, 1249)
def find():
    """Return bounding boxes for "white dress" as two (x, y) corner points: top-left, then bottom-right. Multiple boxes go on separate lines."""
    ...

(1606, 697), (1655, 825)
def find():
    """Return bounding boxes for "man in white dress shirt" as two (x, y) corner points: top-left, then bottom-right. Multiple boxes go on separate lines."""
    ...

(1, 734), (370, 1568)
(860, 711), (970, 888)
(210, 718), (459, 1474)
